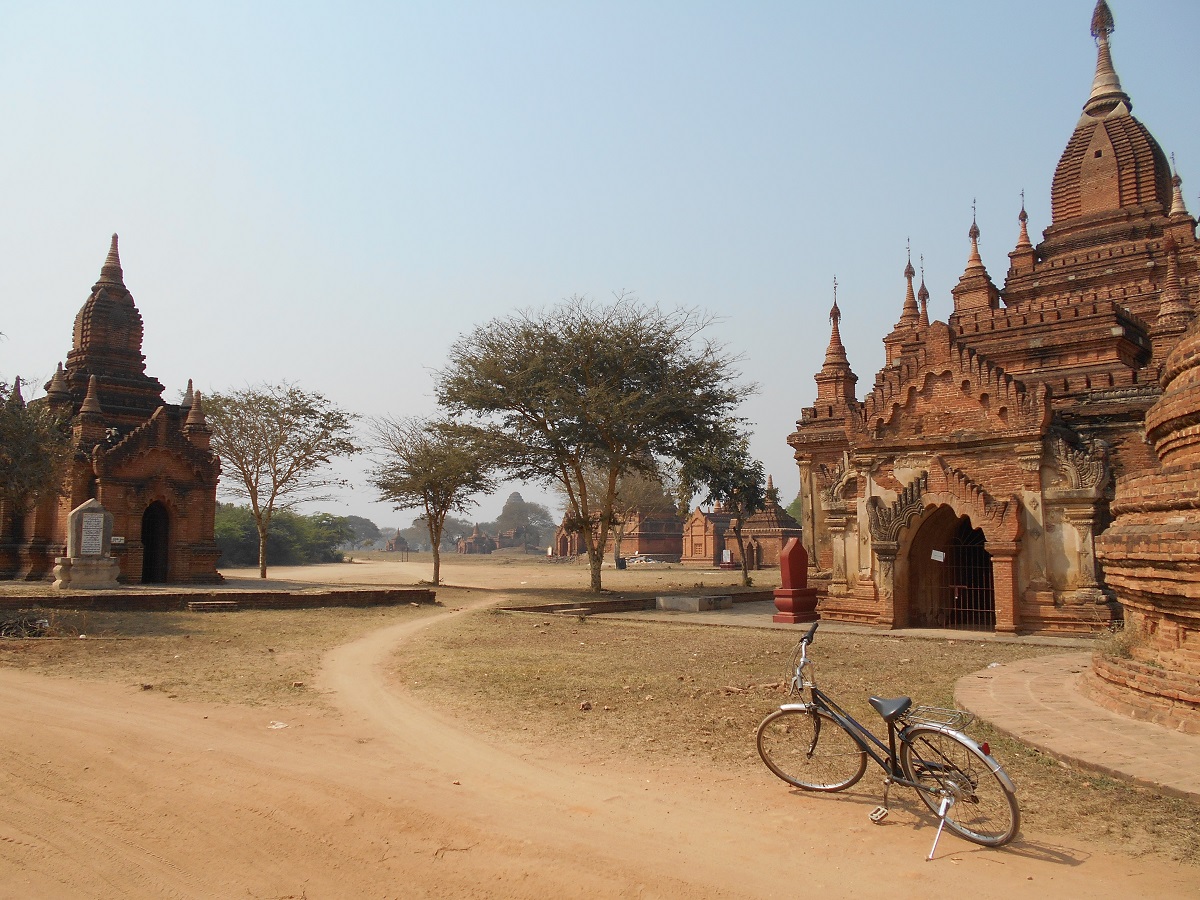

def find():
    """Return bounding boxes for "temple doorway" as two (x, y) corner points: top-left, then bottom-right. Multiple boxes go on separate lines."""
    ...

(908, 506), (995, 631)
(141, 502), (169, 583)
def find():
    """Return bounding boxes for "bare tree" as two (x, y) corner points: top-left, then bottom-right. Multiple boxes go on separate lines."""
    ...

(206, 383), (360, 578)
(438, 295), (749, 592)
(369, 416), (495, 586)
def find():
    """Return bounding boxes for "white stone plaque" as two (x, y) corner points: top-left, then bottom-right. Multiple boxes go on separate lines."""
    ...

(931, 550), (946, 562)
(81, 513), (105, 556)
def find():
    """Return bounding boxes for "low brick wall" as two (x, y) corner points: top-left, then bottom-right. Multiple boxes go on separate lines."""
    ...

(1085, 654), (1200, 735)
(0, 588), (435, 613)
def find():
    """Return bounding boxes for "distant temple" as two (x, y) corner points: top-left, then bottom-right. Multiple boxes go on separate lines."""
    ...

(0, 236), (222, 583)
(680, 504), (732, 567)
(679, 478), (801, 569)
(553, 510), (683, 561)
(456, 524), (496, 555)
(789, 2), (1197, 634)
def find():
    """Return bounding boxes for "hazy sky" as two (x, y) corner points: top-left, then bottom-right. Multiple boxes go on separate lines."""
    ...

(3, 1), (1197, 532)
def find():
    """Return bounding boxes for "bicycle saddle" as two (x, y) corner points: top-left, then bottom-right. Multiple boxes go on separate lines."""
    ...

(869, 696), (912, 722)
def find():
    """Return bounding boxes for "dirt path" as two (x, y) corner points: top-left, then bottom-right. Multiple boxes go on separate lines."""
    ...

(1, 596), (1196, 898)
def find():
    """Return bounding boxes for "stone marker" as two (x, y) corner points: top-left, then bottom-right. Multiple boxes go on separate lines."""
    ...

(53, 499), (120, 590)
(656, 595), (733, 612)
(773, 537), (818, 624)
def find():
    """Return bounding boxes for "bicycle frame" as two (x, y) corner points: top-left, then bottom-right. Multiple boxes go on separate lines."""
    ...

(777, 688), (936, 797)
(781, 629), (953, 801)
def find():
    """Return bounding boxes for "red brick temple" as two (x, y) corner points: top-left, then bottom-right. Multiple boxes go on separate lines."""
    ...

(789, 1), (1196, 635)
(0, 236), (222, 584)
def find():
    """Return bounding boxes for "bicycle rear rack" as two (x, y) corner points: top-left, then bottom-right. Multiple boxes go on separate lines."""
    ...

(904, 705), (975, 730)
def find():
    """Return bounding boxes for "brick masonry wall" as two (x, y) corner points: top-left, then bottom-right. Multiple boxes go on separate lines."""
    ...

(1086, 653), (1200, 735)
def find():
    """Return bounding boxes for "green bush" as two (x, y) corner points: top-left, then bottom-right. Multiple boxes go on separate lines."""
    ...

(214, 503), (352, 567)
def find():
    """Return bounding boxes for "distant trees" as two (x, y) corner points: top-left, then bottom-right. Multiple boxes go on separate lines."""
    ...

(214, 503), (353, 567)
(341, 515), (383, 550)
(493, 491), (554, 550)
(0, 379), (70, 536)
(438, 296), (748, 592)
(398, 514), (474, 552)
(369, 416), (495, 586)
(206, 383), (360, 579)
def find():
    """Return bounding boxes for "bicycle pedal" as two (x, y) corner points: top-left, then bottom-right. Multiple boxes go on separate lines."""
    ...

(869, 806), (889, 823)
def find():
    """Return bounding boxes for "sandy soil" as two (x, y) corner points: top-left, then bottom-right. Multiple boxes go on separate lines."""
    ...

(221, 553), (781, 594)
(2, 575), (1196, 899)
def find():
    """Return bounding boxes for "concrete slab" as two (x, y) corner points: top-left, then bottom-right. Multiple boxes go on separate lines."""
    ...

(656, 595), (733, 612)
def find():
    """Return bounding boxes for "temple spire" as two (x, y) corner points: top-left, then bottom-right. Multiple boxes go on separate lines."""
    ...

(8, 377), (24, 409)
(96, 233), (124, 287)
(1015, 191), (1032, 250)
(917, 255), (930, 328)
(966, 203), (985, 271)
(1084, 1), (1130, 116)
(186, 389), (208, 429)
(1169, 155), (1190, 218)
(46, 362), (69, 402)
(951, 204), (1001, 313)
(815, 276), (858, 406)
(80, 375), (103, 415)
(182, 378), (195, 410)
(898, 239), (920, 327)
(824, 278), (849, 366)
(1157, 236), (1193, 329)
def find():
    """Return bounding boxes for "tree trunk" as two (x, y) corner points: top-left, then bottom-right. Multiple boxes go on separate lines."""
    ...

(257, 524), (269, 579)
(432, 544), (441, 586)
(588, 545), (603, 592)
(612, 522), (625, 566)
(734, 523), (751, 587)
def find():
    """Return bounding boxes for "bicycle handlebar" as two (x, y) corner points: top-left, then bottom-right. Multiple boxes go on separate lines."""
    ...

(800, 621), (819, 646)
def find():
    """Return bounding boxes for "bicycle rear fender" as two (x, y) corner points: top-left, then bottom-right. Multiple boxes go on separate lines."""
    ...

(903, 724), (1018, 794)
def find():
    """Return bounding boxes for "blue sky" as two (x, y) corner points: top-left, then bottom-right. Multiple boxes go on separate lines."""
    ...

(2, 1), (1197, 531)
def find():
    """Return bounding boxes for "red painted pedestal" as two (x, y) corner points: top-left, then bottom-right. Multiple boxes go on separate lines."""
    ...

(773, 537), (819, 624)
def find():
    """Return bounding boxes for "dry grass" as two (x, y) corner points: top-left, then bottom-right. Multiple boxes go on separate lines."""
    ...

(393, 607), (1200, 864)
(0, 604), (438, 708)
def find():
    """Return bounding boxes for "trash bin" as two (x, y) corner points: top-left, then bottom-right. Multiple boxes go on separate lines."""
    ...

(615, 557), (627, 570)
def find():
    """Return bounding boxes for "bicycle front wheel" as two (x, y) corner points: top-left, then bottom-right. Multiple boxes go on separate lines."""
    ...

(756, 707), (867, 791)
(900, 726), (1019, 846)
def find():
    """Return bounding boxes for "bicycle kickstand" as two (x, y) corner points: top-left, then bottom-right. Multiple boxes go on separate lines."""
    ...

(926, 795), (953, 861)
(869, 778), (892, 824)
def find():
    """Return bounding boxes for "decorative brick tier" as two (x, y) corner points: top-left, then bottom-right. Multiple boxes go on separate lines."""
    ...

(1086, 654), (1200, 735)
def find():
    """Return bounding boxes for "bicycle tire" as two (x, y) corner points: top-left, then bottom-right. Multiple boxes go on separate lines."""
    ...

(900, 725), (1019, 846)
(756, 707), (867, 792)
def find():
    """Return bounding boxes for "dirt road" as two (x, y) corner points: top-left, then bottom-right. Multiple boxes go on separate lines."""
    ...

(2, 594), (1195, 898)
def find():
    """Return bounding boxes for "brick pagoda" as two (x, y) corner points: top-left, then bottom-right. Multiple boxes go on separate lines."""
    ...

(0, 236), (222, 583)
(788, 1), (1196, 635)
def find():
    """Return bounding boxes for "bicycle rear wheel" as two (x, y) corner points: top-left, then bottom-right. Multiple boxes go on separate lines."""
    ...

(756, 707), (867, 791)
(900, 726), (1019, 846)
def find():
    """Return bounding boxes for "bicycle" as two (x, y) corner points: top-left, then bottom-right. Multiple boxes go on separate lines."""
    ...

(756, 622), (1019, 860)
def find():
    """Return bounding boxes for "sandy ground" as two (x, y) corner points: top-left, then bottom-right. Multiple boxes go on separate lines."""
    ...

(2, 562), (1198, 898)
(222, 553), (782, 594)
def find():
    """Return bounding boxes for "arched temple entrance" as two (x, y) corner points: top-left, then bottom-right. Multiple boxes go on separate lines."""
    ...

(141, 502), (170, 584)
(907, 505), (995, 631)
